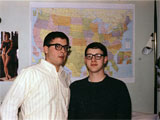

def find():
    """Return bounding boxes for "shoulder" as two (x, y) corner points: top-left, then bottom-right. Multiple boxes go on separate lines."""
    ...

(70, 77), (88, 88)
(21, 63), (39, 71)
(69, 77), (88, 95)
(19, 63), (44, 77)
(105, 75), (128, 89)
(15, 63), (45, 85)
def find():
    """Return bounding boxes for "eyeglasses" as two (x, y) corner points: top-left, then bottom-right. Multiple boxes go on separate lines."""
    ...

(47, 43), (71, 52)
(85, 54), (104, 60)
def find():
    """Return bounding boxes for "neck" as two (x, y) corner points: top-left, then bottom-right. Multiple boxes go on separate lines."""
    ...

(88, 72), (106, 82)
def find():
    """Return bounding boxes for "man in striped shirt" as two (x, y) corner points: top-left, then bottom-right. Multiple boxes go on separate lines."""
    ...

(0, 31), (71, 120)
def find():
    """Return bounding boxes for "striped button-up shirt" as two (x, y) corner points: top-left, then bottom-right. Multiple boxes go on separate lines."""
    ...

(0, 59), (70, 120)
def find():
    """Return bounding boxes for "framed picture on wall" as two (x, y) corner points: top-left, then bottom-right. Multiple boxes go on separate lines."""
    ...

(0, 31), (19, 81)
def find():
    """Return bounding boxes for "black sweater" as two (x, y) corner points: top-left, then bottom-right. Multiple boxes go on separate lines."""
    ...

(68, 75), (132, 119)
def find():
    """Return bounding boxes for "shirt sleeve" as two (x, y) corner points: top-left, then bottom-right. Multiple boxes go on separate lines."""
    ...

(0, 69), (32, 120)
(116, 83), (132, 119)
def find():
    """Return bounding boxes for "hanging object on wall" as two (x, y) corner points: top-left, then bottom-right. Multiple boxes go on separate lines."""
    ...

(142, 33), (154, 55)
(0, 18), (1, 23)
(0, 31), (19, 81)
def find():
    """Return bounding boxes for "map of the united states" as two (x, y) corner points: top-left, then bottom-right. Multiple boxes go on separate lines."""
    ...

(31, 4), (134, 82)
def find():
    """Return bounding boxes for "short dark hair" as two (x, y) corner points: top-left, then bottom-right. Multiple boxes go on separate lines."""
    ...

(5, 32), (10, 38)
(85, 42), (108, 56)
(43, 31), (69, 46)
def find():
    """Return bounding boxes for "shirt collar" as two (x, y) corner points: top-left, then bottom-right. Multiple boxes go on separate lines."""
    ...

(40, 59), (64, 75)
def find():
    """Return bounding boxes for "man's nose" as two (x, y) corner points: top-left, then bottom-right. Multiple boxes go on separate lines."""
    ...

(91, 56), (96, 61)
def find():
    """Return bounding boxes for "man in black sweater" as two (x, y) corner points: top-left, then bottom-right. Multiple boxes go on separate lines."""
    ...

(68, 42), (132, 119)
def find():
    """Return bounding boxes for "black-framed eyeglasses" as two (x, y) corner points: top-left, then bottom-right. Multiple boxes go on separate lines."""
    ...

(85, 54), (105, 60)
(47, 43), (71, 52)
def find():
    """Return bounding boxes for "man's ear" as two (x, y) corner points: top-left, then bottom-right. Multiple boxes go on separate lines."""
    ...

(43, 46), (48, 54)
(84, 57), (87, 65)
(104, 56), (108, 64)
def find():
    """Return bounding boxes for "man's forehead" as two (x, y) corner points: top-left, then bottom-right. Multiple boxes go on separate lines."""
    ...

(87, 48), (103, 53)
(50, 38), (67, 43)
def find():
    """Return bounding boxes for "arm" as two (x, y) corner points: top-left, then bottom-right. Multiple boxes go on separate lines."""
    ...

(0, 70), (31, 120)
(0, 41), (5, 53)
(116, 83), (132, 119)
(68, 85), (78, 119)
(0, 41), (3, 50)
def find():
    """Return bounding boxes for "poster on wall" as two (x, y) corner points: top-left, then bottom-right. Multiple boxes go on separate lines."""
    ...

(0, 31), (19, 81)
(30, 2), (135, 83)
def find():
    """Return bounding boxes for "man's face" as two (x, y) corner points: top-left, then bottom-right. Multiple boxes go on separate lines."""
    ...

(44, 38), (68, 71)
(85, 48), (107, 73)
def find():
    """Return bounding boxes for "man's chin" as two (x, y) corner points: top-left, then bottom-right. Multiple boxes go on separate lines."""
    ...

(62, 59), (67, 66)
(58, 61), (66, 66)
(88, 68), (102, 73)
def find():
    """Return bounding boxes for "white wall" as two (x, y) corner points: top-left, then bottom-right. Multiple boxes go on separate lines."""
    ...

(0, 1), (157, 113)
(126, 2), (155, 113)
